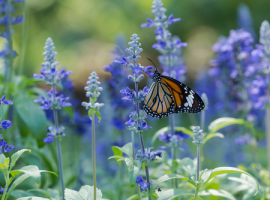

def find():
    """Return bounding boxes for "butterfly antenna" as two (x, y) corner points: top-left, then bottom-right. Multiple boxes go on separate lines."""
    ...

(146, 58), (157, 70)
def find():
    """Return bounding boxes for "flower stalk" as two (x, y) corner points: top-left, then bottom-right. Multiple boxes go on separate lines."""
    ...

(52, 104), (65, 200)
(116, 34), (155, 200)
(92, 112), (96, 199)
(82, 71), (104, 200)
(33, 38), (73, 199)
(193, 126), (204, 200)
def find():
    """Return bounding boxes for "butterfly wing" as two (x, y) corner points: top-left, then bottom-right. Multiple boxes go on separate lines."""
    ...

(160, 75), (205, 113)
(143, 82), (175, 119)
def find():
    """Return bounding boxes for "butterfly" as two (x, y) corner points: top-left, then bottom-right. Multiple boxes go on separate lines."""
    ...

(143, 59), (205, 119)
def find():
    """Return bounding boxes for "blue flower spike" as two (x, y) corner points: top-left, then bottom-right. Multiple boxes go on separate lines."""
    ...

(82, 71), (104, 121)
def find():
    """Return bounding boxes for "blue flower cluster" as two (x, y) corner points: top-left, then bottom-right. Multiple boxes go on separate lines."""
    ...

(115, 34), (151, 132)
(34, 38), (72, 111)
(34, 38), (72, 86)
(34, 89), (71, 110)
(159, 131), (190, 147)
(136, 148), (162, 163)
(136, 176), (160, 193)
(43, 126), (65, 143)
(0, 134), (13, 153)
(120, 86), (148, 104)
(115, 34), (152, 80)
(125, 110), (151, 133)
(34, 38), (72, 143)
(141, 0), (187, 80)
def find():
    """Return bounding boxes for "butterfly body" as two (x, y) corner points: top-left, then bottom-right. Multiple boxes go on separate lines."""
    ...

(143, 70), (205, 119)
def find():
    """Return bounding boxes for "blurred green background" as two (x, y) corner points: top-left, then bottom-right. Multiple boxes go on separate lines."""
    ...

(10, 0), (270, 90)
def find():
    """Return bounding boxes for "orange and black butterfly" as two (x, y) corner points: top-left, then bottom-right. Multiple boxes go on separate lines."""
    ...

(143, 59), (205, 119)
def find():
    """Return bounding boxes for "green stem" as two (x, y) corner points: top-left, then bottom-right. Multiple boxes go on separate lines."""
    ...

(92, 113), (96, 200)
(5, 0), (13, 82)
(196, 145), (200, 182)
(52, 86), (65, 200)
(169, 115), (178, 188)
(139, 132), (151, 200)
(132, 130), (141, 200)
(18, 0), (28, 75)
(137, 184), (141, 200)
(1, 175), (9, 200)
(194, 187), (199, 200)
(194, 145), (200, 200)
(199, 109), (205, 172)
(132, 131), (141, 200)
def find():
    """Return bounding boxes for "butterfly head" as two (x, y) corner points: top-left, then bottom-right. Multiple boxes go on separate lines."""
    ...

(153, 70), (161, 82)
(146, 58), (161, 82)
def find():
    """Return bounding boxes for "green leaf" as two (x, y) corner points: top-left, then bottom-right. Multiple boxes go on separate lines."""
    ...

(126, 194), (138, 200)
(79, 185), (102, 199)
(108, 156), (124, 162)
(125, 158), (142, 186)
(4, 157), (10, 169)
(112, 142), (133, 158)
(15, 96), (48, 147)
(152, 127), (193, 145)
(149, 174), (189, 195)
(208, 117), (256, 136)
(10, 166), (57, 186)
(0, 154), (6, 164)
(94, 109), (101, 122)
(178, 158), (196, 177)
(202, 167), (259, 195)
(202, 133), (224, 144)
(10, 149), (31, 169)
(199, 189), (236, 200)
(157, 189), (194, 200)
(88, 109), (95, 120)
(65, 185), (102, 200)
(0, 163), (4, 169)
(27, 188), (60, 199)
(7, 174), (30, 198)
(65, 188), (84, 200)
(10, 190), (33, 198)
(112, 146), (123, 166)
(174, 127), (193, 137)
(13, 165), (41, 183)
